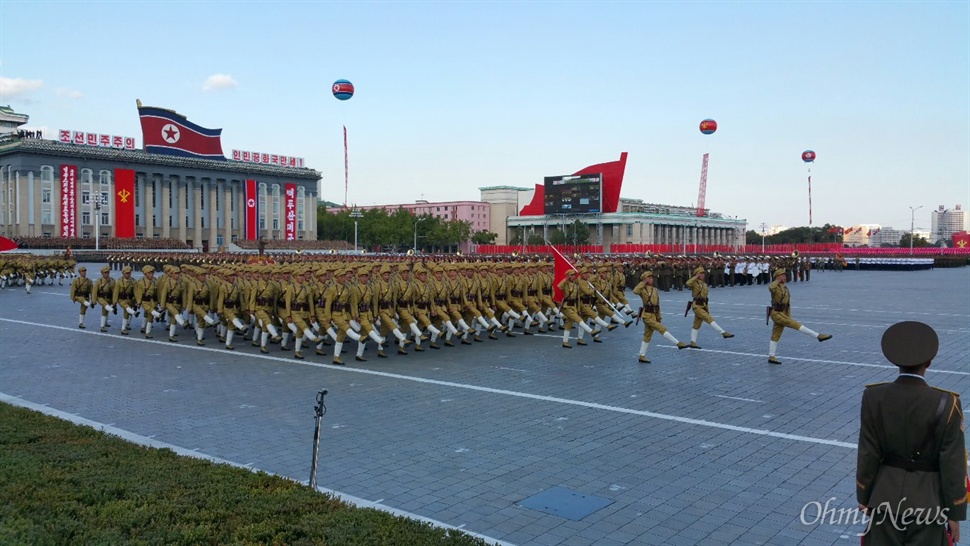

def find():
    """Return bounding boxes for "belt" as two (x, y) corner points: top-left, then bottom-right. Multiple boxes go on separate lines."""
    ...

(380, 302), (392, 310)
(772, 303), (790, 312)
(416, 303), (429, 310)
(358, 304), (371, 312)
(694, 298), (708, 305)
(511, 290), (523, 297)
(397, 299), (410, 307)
(643, 305), (658, 313)
(256, 298), (271, 305)
(293, 303), (308, 312)
(142, 298), (155, 304)
(434, 299), (446, 305)
(449, 297), (461, 304)
(194, 298), (207, 304)
(224, 303), (237, 309)
(167, 296), (180, 304)
(332, 304), (346, 312)
(565, 299), (578, 305)
(119, 292), (133, 299)
(527, 290), (538, 296)
(882, 457), (939, 473)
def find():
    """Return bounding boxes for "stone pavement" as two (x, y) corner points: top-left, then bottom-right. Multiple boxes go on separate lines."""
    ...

(1, 266), (968, 545)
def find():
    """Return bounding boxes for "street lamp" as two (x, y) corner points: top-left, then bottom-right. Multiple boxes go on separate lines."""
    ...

(350, 208), (363, 252)
(94, 194), (108, 251)
(909, 205), (923, 255)
(413, 216), (426, 253)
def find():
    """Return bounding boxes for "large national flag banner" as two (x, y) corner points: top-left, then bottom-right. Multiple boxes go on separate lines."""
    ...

(114, 168), (136, 238)
(953, 231), (970, 249)
(549, 245), (579, 303)
(244, 179), (259, 240)
(284, 183), (297, 241)
(137, 104), (225, 160)
(60, 165), (77, 237)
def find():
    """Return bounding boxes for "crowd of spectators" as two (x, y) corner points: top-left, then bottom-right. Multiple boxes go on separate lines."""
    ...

(11, 236), (191, 250)
(233, 239), (352, 251)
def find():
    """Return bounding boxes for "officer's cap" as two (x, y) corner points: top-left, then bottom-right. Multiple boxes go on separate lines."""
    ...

(100, 265), (110, 274)
(772, 268), (786, 278)
(640, 270), (653, 280)
(881, 321), (939, 367)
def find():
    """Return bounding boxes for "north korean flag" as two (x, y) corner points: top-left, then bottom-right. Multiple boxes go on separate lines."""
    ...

(138, 105), (225, 160)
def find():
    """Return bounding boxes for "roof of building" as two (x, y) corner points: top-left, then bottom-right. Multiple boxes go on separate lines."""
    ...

(479, 185), (531, 191)
(0, 137), (321, 181)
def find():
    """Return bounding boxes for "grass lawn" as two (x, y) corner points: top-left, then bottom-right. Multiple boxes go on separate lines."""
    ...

(0, 403), (494, 545)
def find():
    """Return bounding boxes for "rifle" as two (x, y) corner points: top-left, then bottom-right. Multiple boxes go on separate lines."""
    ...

(635, 306), (643, 326)
(765, 305), (771, 326)
(684, 301), (692, 317)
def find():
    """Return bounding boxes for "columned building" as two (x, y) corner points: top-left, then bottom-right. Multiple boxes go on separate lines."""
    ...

(0, 137), (320, 249)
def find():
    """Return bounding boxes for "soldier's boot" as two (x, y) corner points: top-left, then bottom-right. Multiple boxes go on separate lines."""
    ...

(79, 315), (86, 329)
(639, 342), (651, 363)
(689, 329), (701, 349)
(316, 341), (327, 356)
(332, 342), (345, 365)
(577, 339), (588, 346)
(120, 318), (130, 335)
(712, 319), (733, 338)
(225, 330), (234, 350)
(768, 356), (782, 365)
(144, 321), (153, 338)
(661, 331), (686, 349)
(461, 335), (472, 345)
(562, 330), (572, 348)
(168, 324), (178, 342)
(293, 337), (304, 359)
(768, 341), (780, 364)
(377, 348), (388, 358)
(355, 341), (368, 362)
(100, 316), (108, 333)
(280, 332), (291, 350)
(260, 332), (270, 354)
(638, 355), (651, 364)
(392, 328), (412, 347)
(414, 344), (425, 352)
(817, 333), (832, 342)
(196, 326), (205, 345)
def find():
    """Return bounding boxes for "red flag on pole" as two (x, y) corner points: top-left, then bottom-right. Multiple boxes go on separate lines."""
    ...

(549, 245), (578, 303)
(0, 236), (18, 252)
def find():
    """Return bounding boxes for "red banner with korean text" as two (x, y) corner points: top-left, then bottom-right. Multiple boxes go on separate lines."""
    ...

(244, 179), (259, 240)
(284, 183), (297, 241)
(113, 169), (136, 238)
(60, 165), (77, 237)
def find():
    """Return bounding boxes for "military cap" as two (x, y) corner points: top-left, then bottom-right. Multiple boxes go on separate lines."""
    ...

(379, 264), (392, 274)
(693, 266), (705, 275)
(78, 266), (87, 272)
(122, 266), (132, 274)
(100, 265), (110, 274)
(772, 268), (787, 278)
(640, 270), (654, 280)
(141, 265), (154, 274)
(881, 321), (939, 367)
(566, 269), (578, 278)
(357, 267), (371, 276)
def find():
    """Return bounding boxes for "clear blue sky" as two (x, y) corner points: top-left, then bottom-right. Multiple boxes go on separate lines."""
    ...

(2, 1), (968, 232)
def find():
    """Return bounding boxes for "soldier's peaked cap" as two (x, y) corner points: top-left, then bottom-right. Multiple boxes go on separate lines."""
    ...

(881, 321), (938, 367)
(640, 270), (653, 279)
(693, 266), (705, 275)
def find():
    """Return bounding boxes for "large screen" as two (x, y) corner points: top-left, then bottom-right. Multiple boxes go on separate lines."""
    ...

(544, 173), (603, 214)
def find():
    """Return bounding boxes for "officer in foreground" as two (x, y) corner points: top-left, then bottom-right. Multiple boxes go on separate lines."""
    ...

(856, 321), (966, 545)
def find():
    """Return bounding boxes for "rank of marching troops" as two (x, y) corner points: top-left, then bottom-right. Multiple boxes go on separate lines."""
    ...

(66, 258), (642, 365)
(60, 252), (831, 367)
(0, 255), (78, 293)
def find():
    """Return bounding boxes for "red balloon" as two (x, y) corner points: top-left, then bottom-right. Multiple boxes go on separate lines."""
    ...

(699, 119), (717, 135)
(802, 150), (816, 162)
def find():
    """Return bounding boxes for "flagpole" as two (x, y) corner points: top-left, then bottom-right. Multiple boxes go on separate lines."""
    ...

(343, 126), (349, 208)
(547, 242), (621, 315)
(808, 172), (813, 225)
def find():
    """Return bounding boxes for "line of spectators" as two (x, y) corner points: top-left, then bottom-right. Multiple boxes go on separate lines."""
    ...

(11, 237), (191, 250)
(233, 239), (352, 251)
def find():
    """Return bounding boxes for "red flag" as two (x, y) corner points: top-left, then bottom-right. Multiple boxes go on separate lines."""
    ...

(244, 179), (259, 240)
(952, 231), (970, 249)
(866, 230), (872, 237)
(549, 245), (578, 303)
(0, 236), (18, 252)
(114, 169), (136, 238)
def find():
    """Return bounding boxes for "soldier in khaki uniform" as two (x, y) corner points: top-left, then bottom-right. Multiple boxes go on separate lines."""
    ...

(134, 265), (159, 338)
(69, 266), (94, 329)
(633, 271), (687, 363)
(374, 264), (412, 356)
(326, 267), (363, 365)
(157, 265), (188, 342)
(556, 269), (596, 348)
(250, 269), (283, 353)
(767, 267), (831, 365)
(857, 321), (966, 545)
(349, 267), (385, 361)
(92, 265), (116, 333)
(685, 266), (733, 348)
(410, 265), (442, 349)
(283, 269), (318, 360)
(217, 270), (246, 350)
(112, 266), (138, 335)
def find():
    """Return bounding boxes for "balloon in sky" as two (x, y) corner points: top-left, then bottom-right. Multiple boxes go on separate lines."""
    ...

(802, 150), (816, 162)
(332, 79), (354, 101)
(699, 119), (717, 135)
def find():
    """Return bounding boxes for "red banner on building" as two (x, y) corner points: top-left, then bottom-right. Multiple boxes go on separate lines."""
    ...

(60, 165), (77, 237)
(114, 169), (136, 238)
(244, 179), (259, 240)
(284, 183), (297, 241)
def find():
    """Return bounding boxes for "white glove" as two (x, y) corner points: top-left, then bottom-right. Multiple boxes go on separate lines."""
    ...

(151, 310), (161, 319)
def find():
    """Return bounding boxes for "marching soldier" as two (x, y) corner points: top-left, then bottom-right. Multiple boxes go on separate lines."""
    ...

(349, 267), (385, 361)
(250, 269), (283, 353)
(157, 265), (188, 342)
(134, 265), (159, 338)
(685, 266), (733, 348)
(186, 267), (217, 345)
(633, 270), (688, 363)
(767, 267), (832, 364)
(283, 269), (318, 360)
(93, 265), (116, 333)
(556, 269), (596, 348)
(374, 264), (412, 356)
(856, 321), (966, 545)
(326, 267), (364, 365)
(69, 266), (94, 329)
(217, 270), (246, 350)
(112, 266), (138, 335)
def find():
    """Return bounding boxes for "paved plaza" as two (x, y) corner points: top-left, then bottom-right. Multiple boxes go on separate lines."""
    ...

(1, 265), (968, 545)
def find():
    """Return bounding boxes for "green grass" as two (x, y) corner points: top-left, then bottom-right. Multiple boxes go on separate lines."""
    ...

(0, 403), (494, 546)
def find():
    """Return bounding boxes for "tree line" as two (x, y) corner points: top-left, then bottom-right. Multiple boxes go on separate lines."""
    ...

(745, 224), (933, 247)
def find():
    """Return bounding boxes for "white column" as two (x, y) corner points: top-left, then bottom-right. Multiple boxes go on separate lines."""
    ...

(177, 176), (187, 243)
(223, 181), (232, 248)
(208, 179), (218, 249)
(160, 175), (170, 239)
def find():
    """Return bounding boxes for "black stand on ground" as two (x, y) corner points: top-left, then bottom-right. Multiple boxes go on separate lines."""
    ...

(309, 388), (327, 490)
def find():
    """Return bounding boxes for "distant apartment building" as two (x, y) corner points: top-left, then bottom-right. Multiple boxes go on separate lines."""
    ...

(352, 200), (491, 234)
(844, 224), (881, 247)
(868, 227), (903, 247)
(930, 204), (965, 244)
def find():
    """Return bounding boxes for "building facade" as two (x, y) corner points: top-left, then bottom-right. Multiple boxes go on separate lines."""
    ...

(930, 205), (965, 244)
(0, 137), (321, 249)
(353, 200), (491, 233)
(0, 106), (29, 136)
